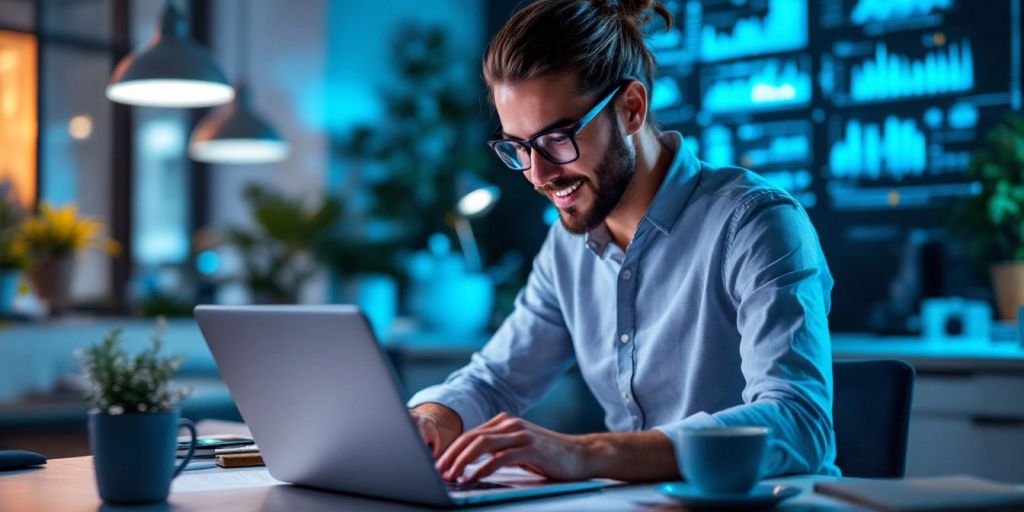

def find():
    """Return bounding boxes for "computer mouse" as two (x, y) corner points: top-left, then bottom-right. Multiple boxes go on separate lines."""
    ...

(0, 450), (47, 471)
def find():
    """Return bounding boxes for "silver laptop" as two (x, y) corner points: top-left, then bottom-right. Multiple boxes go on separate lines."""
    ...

(193, 305), (607, 506)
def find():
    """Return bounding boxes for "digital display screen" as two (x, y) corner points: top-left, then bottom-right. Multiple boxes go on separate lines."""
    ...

(649, 0), (1022, 330)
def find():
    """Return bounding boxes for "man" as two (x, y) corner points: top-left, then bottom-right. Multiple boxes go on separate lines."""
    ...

(409, 0), (838, 483)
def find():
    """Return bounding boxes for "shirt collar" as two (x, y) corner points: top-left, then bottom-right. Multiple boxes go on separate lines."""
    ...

(584, 131), (702, 255)
(642, 131), (702, 235)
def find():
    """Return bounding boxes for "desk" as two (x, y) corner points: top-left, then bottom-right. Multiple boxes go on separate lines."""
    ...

(0, 456), (866, 511)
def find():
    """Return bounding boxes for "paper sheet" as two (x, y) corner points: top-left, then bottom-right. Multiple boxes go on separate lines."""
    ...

(172, 467), (283, 494)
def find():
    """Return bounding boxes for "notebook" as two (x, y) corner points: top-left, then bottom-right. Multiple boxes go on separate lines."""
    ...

(814, 475), (1024, 511)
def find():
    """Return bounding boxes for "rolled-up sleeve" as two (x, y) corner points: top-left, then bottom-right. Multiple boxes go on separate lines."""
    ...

(655, 192), (838, 477)
(407, 227), (577, 431)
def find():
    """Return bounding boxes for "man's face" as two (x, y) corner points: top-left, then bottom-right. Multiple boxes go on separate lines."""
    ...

(492, 73), (636, 234)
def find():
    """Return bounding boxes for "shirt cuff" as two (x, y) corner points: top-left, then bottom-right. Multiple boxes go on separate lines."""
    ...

(407, 386), (490, 431)
(653, 411), (724, 479)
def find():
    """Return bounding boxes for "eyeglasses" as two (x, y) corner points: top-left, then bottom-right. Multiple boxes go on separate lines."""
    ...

(487, 84), (623, 171)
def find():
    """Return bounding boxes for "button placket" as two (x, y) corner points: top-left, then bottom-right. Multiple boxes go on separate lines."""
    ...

(614, 225), (653, 425)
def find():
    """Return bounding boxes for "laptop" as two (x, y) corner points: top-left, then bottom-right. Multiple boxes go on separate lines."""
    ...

(193, 305), (608, 506)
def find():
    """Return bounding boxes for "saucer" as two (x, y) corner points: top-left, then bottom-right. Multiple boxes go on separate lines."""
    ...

(658, 482), (801, 510)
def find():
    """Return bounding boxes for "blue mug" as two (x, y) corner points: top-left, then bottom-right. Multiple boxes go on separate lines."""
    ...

(89, 409), (196, 504)
(680, 426), (769, 494)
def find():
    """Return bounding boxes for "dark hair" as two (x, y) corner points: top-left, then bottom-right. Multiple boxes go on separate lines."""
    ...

(484, 0), (672, 104)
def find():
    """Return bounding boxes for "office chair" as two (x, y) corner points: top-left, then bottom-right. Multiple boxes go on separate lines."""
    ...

(832, 359), (916, 478)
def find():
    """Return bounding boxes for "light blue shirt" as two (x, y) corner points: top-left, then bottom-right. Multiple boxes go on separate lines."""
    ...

(409, 132), (839, 477)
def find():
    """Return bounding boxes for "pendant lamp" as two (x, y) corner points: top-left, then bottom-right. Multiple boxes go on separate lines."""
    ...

(188, 1), (289, 164)
(106, 1), (234, 108)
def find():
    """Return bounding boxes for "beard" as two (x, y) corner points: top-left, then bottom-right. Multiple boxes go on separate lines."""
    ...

(542, 116), (636, 235)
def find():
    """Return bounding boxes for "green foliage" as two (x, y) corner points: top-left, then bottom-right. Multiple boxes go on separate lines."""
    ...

(0, 182), (27, 270)
(333, 22), (490, 251)
(76, 325), (189, 414)
(954, 114), (1024, 262)
(223, 185), (343, 303)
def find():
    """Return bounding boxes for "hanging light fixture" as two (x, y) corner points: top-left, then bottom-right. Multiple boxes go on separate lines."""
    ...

(188, 0), (289, 164)
(106, 0), (234, 108)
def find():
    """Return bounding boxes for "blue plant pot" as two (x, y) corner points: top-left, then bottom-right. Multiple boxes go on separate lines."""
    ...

(0, 269), (18, 315)
(88, 410), (196, 504)
(414, 272), (494, 334)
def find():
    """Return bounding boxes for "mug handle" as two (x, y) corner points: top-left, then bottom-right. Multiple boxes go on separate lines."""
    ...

(172, 417), (197, 479)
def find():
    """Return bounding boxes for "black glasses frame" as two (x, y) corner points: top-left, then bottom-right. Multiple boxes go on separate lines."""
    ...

(487, 84), (624, 171)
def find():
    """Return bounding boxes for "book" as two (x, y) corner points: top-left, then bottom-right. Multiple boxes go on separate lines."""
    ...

(216, 452), (265, 468)
(814, 475), (1024, 511)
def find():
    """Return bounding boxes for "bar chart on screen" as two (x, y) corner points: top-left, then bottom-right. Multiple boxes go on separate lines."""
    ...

(644, 0), (1022, 328)
(850, 0), (953, 26)
(647, 0), (1019, 214)
(819, 0), (955, 32)
(850, 40), (973, 102)
(828, 117), (928, 181)
(701, 56), (812, 114)
(697, 0), (807, 62)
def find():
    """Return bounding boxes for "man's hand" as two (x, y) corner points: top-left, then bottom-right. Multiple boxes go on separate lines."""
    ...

(435, 412), (594, 482)
(410, 403), (463, 458)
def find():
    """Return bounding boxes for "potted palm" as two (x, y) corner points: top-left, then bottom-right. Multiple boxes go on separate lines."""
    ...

(954, 114), (1024, 321)
(19, 203), (118, 313)
(76, 325), (196, 504)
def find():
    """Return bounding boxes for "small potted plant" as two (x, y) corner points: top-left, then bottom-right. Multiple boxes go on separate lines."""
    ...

(76, 324), (196, 504)
(954, 114), (1024, 321)
(19, 203), (119, 313)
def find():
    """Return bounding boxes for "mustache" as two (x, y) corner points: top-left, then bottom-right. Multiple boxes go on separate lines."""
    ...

(535, 177), (587, 194)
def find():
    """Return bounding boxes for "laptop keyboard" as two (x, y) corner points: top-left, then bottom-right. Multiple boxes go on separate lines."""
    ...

(446, 480), (511, 492)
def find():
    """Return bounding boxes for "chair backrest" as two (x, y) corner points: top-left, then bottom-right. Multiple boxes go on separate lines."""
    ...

(832, 359), (915, 478)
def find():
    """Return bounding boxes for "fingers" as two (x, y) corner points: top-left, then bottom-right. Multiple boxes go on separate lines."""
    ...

(411, 412), (442, 458)
(436, 414), (525, 475)
(464, 448), (529, 482)
(442, 432), (528, 481)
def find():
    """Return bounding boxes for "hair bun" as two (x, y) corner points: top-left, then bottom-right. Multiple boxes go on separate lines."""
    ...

(610, 0), (672, 30)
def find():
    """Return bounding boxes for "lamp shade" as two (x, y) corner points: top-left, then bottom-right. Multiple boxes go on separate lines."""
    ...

(456, 174), (501, 218)
(188, 85), (289, 164)
(106, 3), (233, 108)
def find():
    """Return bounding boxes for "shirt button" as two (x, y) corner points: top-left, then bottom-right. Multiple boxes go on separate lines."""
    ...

(623, 393), (631, 402)
(620, 333), (630, 343)
(621, 269), (632, 280)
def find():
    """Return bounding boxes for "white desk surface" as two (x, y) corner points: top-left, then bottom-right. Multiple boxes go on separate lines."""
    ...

(0, 456), (867, 511)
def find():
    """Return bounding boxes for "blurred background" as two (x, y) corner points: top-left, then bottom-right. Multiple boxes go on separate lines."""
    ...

(1, 0), (1023, 482)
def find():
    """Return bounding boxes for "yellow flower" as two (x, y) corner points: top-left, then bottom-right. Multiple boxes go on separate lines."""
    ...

(18, 202), (117, 259)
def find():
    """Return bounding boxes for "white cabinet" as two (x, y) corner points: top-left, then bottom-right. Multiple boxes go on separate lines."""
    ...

(832, 334), (1024, 483)
(907, 372), (1024, 482)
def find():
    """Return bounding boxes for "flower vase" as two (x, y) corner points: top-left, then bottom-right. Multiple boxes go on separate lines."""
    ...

(992, 261), (1024, 322)
(29, 255), (73, 314)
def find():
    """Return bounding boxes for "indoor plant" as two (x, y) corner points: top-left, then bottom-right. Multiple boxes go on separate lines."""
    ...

(333, 24), (495, 331)
(76, 324), (196, 504)
(0, 182), (27, 314)
(210, 184), (342, 304)
(332, 22), (491, 260)
(954, 113), (1024, 321)
(19, 203), (119, 313)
